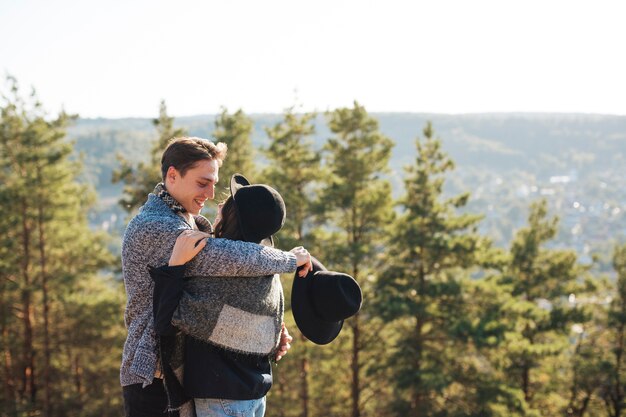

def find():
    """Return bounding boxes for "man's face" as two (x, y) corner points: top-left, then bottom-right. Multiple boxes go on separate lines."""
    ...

(165, 159), (219, 215)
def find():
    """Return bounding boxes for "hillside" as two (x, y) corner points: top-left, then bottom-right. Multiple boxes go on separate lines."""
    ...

(68, 113), (626, 268)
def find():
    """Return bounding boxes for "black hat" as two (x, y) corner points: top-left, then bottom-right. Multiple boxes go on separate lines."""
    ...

(291, 257), (363, 345)
(230, 173), (286, 246)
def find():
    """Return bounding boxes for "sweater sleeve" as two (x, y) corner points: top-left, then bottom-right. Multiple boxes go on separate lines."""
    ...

(185, 238), (297, 277)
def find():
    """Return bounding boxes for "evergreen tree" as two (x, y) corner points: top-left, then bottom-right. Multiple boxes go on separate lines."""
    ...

(496, 200), (585, 415)
(0, 76), (119, 416)
(454, 275), (532, 417)
(112, 100), (186, 212)
(212, 107), (256, 198)
(261, 108), (321, 247)
(602, 243), (626, 417)
(261, 107), (322, 417)
(564, 319), (606, 417)
(372, 122), (490, 417)
(0, 76), (37, 412)
(321, 102), (394, 417)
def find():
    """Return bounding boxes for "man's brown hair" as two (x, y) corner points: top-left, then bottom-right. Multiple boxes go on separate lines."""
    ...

(160, 137), (228, 180)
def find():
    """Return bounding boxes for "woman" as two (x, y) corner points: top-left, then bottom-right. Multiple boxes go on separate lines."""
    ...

(151, 174), (310, 417)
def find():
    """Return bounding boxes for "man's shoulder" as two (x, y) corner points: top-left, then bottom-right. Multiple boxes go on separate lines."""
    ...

(123, 196), (185, 245)
(125, 215), (182, 238)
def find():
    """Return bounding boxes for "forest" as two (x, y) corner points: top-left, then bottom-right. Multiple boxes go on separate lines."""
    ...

(1, 76), (626, 417)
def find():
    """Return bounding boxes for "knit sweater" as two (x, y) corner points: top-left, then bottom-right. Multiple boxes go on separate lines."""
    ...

(120, 194), (297, 387)
(173, 273), (284, 357)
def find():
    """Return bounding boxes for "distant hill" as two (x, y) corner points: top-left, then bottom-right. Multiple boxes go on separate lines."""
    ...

(68, 113), (626, 268)
(69, 112), (626, 190)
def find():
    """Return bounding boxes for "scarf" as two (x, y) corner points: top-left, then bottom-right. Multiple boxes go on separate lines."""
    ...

(152, 182), (213, 234)
(153, 182), (186, 214)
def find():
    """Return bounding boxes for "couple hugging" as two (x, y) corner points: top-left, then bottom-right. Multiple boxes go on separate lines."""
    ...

(120, 137), (362, 417)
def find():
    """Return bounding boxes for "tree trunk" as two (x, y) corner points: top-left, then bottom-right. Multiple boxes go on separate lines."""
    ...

(300, 335), (309, 417)
(37, 195), (52, 417)
(297, 226), (310, 417)
(2, 310), (17, 413)
(20, 197), (36, 403)
(411, 251), (426, 417)
(351, 313), (361, 417)
(578, 393), (591, 417)
(614, 321), (625, 417)
(522, 361), (531, 403)
(74, 353), (84, 398)
(522, 320), (532, 403)
(276, 367), (286, 417)
(349, 253), (361, 417)
(566, 339), (592, 417)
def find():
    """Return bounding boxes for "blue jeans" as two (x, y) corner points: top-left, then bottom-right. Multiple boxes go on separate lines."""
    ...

(194, 397), (266, 417)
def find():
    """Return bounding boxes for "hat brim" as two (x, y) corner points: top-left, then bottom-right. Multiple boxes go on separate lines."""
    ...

(291, 257), (344, 345)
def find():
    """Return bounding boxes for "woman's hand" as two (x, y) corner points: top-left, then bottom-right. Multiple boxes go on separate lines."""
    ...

(290, 246), (312, 277)
(274, 323), (293, 362)
(168, 230), (211, 266)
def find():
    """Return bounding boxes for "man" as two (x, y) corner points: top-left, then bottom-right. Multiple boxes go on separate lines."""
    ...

(121, 137), (311, 417)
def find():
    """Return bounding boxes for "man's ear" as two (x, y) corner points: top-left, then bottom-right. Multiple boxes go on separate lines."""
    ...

(165, 166), (177, 183)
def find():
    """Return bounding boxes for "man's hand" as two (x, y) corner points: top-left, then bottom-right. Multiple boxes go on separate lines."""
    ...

(169, 230), (211, 266)
(290, 246), (313, 277)
(275, 323), (293, 362)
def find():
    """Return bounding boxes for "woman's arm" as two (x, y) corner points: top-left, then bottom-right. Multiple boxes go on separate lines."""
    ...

(151, 264), (186, 336)
(152, 231), (210, 335)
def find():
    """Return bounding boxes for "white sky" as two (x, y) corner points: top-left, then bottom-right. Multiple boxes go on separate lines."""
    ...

(1, 0), (624, 118)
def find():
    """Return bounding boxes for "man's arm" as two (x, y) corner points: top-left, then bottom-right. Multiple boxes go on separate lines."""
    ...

(185, 238), (297, 277)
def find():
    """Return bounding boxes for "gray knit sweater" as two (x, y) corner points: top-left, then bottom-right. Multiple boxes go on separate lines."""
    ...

(120, 194), (297, 387)
(173, 273), (284, 357)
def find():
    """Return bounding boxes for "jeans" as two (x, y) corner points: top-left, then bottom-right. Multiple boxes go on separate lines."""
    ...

(123, 378), (168, 417)
(194, 396), (266, 417)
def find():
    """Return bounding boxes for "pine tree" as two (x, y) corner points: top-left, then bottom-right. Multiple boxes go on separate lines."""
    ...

(0, 77), (45, 409)
(262, 108), (321, 247)
(602, 243), (626, 417)
(372, 122), (489, 417)
(496, 200), (585, 414)
(261, 107), (322, 417)
(212, 107), (256, 198)
(321, 102), (394, 417)
(112, 100), (186, 212)
(564, 321), (606, 417)
(0, 76), (118, 416)
(455, 274), (532, 417)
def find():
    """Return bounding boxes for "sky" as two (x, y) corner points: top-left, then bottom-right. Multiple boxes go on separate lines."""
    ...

(1, 0), (625, 118)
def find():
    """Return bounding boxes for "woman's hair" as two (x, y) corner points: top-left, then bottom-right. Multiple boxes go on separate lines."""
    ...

(213, 196), (245, 241)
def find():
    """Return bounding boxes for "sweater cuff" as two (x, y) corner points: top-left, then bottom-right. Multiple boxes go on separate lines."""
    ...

(286, 253), (298, 272)
(160, 264), (187, 275)
(149, 264), (187, 282)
